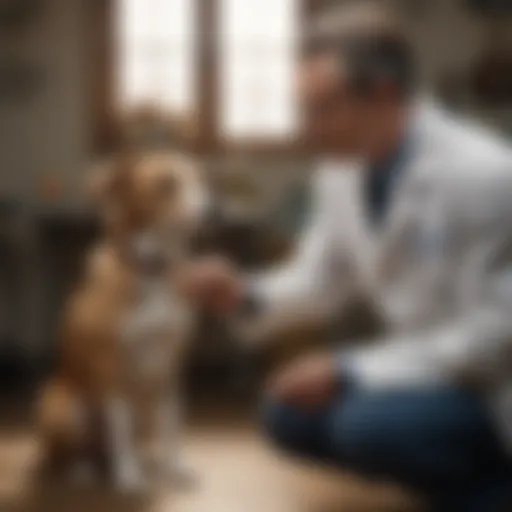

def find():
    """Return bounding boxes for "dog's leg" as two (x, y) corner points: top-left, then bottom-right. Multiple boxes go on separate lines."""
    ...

(155, 394), (194, 487)
(38, 382), (96, 485)
(106, 396), (146, 493)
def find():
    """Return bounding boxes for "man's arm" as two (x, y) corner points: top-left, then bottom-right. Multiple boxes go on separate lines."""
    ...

(236, 170), (351, 342)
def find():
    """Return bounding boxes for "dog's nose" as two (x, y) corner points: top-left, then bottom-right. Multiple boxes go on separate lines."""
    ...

(204, 197), (226, 226)
(189, 196), (229, 254)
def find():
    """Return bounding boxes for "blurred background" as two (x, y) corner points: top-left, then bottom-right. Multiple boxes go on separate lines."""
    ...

(1, 0), (511, 398)
(0, 0), (511, 509)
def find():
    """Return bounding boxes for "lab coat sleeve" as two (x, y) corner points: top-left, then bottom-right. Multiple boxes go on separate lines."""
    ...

(236, 170), (350, 343)
(340, 189), (512, 390)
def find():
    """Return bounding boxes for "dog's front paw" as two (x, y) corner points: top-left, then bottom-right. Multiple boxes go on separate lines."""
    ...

(114, 464), (148, 494)
(162, 459), (197, 489)
(67, 461), (97, 488)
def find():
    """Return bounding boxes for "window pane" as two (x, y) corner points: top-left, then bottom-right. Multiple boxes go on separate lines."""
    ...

(116, 0), (196, 112)
(220, 0), (299, 139)
(222, 0), (298, 41)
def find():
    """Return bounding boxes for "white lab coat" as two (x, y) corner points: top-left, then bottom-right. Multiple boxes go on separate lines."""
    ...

(244, 100), (512, 450)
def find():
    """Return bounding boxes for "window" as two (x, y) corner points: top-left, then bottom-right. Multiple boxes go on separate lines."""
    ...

(219, 0), (300, 140)
(115, 0), (196, 113)
(114, 0), (302, 150)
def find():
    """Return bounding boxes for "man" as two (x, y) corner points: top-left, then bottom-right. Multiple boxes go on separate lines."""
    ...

(181, 3), (512, 510)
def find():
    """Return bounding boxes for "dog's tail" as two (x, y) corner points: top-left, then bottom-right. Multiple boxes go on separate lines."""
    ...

(37, 380), (85, 471)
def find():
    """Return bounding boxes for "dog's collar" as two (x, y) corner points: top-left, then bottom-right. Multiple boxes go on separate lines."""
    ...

(120, 246), (173, 277)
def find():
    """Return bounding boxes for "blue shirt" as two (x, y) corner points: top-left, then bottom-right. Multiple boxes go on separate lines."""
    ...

(365, 137), (411, 228)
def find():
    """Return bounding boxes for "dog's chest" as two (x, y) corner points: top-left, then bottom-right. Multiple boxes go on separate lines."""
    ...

(120, 278), (191, 379)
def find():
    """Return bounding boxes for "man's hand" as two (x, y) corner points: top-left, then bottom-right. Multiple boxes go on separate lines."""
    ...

(177, 256), (243, 315)
(267, 352), (337, 411)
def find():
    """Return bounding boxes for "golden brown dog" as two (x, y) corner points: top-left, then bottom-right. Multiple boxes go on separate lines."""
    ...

(37, 151), (209, 492)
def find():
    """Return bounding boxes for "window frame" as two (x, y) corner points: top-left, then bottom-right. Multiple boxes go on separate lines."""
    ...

(88, 0), (323, 156)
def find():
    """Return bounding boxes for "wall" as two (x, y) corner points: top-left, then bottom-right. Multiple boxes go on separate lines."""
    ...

(397, 0), (512, 130)
(0, 0), (92, 363)
(0, 0), (90, 208)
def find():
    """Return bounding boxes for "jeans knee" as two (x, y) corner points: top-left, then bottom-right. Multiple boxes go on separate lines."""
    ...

(261, 399), (325, 458)
(261, 400), (300, 451)
(329, 405), (385, 470)
(328, 392), (485, 487)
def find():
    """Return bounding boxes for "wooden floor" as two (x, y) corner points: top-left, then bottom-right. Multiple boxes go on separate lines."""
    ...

(0, 406), (419, 512)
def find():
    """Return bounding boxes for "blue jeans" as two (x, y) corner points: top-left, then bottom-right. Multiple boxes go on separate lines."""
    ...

(263, 386), (512, 511)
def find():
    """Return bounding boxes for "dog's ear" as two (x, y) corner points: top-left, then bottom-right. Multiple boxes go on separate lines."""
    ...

(87, 152), (135, 204)
(87, 159), (114, 204)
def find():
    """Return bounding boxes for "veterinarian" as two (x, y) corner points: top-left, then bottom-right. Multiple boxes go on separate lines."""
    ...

(181, 3), (512, 510)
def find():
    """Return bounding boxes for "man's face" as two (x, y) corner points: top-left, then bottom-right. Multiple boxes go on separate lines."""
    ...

(298, 53), (364, 155)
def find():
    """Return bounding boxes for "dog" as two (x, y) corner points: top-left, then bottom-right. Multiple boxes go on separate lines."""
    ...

(37, 151), (209, 492)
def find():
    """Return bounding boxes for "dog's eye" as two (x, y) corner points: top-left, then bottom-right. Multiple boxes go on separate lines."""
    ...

(158, 175), (178, 198)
